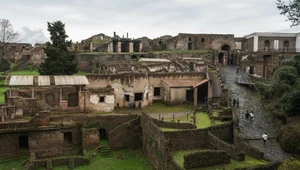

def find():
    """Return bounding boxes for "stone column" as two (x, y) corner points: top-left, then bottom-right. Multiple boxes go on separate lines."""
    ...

(139, 43), (143, 52)
(129, 42), (133, 53)
(118, 41), (121, 53)
(193, 87), (198, 114)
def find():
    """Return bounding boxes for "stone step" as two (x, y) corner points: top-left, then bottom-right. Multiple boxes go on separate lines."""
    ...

(98, 147), (113, 157)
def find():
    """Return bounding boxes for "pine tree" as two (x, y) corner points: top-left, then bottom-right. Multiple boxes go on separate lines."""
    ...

(38, 21), (78, 75)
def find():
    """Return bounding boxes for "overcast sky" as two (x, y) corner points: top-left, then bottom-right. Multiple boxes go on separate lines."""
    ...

(1, 0), (300, 44)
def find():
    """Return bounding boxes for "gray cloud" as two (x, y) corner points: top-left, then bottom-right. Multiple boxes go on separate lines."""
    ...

(19, 27), (49, 45)
(0, 0), (299, 43)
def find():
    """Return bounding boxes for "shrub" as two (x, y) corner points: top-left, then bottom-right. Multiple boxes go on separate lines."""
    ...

(278, 125), (300, 155)
(255, 82), (272, 99)
(280, 89), (300, 116)
(278, 159), (300, 170)
(0, 57), (10, 72)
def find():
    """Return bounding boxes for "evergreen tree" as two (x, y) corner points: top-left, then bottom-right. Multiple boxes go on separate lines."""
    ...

(38, 21), (78, 75)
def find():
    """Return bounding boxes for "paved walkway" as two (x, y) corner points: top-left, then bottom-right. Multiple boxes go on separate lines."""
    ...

(219, 65), (289, 161)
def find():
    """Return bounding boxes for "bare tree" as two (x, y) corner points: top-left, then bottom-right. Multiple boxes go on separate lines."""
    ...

(0, 19), (18, 43)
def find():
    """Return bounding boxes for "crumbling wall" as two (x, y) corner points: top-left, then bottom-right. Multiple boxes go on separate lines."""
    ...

(108, 116), (142, 149)
(81, 128), (99, 150)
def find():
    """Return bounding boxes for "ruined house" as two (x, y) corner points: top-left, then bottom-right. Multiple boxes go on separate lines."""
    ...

(236, 32), (300, 78)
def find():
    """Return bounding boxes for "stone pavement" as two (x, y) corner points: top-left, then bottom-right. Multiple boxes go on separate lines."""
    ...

(219, 65), (290, 162)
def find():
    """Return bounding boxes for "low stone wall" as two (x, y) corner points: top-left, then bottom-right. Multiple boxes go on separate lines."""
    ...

(108, 116), (142, 149)
(208, 131), (245, 161)
(25, 156), (89, 170)
(34, 147), (82, 159)
(152, 117), (196, 129)
(183, 150), (230, 169)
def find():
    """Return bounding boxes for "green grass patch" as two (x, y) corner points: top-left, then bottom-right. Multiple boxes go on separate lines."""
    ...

(9, 70), (39, 75)
(74, 71), (89, 75)
(0, 79), (5, 85)
(0, 86), (7, 104)
(75, 149), (152, 170)
(161, 111), (230, 131)
(195, 112), (212, 129)
(143, 101), (192, 113)
(0, 156), (28, 170)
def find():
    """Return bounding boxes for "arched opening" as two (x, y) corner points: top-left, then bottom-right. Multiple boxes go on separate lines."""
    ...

(249, 66), (255, 74)
(264, 40), (270, 51)
(284, 40), (289, 51)
(99, 128), (107, 140)
(218, 53), (224, 64)
(221, 44), (231, 64)
(188, 42), (192, 50)
(221, 45), (230, 51)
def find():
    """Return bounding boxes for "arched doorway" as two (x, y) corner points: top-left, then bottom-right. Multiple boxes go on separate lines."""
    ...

(220, 44), (231, 65)
(264, 40), (270, 51)
(99, 128), (107, 140)
(218, 53), (224, 64)
(284, 40), (289, 51)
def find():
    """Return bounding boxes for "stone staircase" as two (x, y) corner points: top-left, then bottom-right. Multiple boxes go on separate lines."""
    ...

(98, 147), (113, 158)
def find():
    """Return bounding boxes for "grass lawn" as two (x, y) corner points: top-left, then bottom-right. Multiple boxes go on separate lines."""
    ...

(0, 156), (28, 170)
(0, 86), (7, 104)
(172, 150), (268, 169)
(161, 112), (230, 131)
(9, 70), (39, 75)
(143, 101), (192, 113)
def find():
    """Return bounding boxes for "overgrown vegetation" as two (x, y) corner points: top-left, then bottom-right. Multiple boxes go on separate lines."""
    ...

(255, 54), (300, 156)
(278, 159), (300, 170)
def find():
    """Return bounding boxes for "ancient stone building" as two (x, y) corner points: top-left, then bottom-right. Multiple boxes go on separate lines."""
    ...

(107, 32), (143, 53)
(0, 43), (32, 62)
(236, 32), (300, 78)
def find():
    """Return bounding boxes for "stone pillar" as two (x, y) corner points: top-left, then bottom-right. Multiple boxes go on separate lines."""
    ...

(139, 43), (143, 52)
(193, 87), (198, 114)
(296, 33), (300, 52)
(253, 36), (258, 52)
(78, 91), (86, 112)
(90, 42), (93, 52)
(108, 42), (113, 52)
(118, 41), (121, 53)
(129, 42), (133, 53)
(208, 80), (213, 99)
